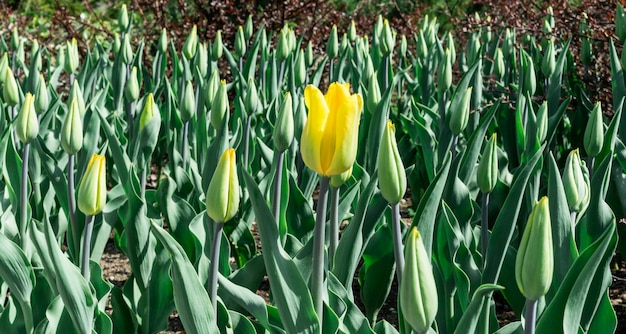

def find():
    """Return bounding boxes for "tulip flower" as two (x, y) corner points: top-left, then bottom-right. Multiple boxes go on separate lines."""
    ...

(16, 93), (38, 144)
(77, 154), (107, 216)
(277, 29), (290, 62)
(327, 25), (339, 59)
(244, 15), (253, 41)
(584, 102), (604, 158)
(367, 72), (381, 115)
(158, 28), (168, 54)
(195, 43), (208, 78)
(180, 80), (195, 122)
(273, 92), (294, 153)
(245, 78), (259, 115)
(438, 49), (453, 94)
(118, 4), (129, 31)
(234, 26), (246, 60)
(477, 133), (498, 194)
(3, 67), (19, 107)
(378, 120), (406, 204)
(121, 34), (133, 65)
(542, 39), (556, 78)
(139, 93), (159, 132)
(522, 51), (537, 96)
(536, 102), (548, 144)
(212, 30), (223, 61)
(449, 87), (472, 136)
(348, 20), (357, 41)
(65, 38), (80, 75)
(205, 69), (220, 109)
(294, 49), (307, 87)
(35, 74), (49, 113)
(211, 80), (229, 130)
(125, 66), (140, 102)
(0, 53), (7, 84)
(206, 148), (240, 224)
(562, 149), (590, 214)
(494, 48), (505, 81)
(183, 25), (198, 60)
(61, 98), (83, 155)
(69, 80), (86, 117)
(301, 83), (363, 177)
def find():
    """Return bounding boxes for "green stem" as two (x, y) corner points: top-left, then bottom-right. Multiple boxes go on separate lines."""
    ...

(23, 301), (33, 334)
(272, 151), (284, 220)
(451, 134), (459, 161)
(127, 100), (135, 144)
(525, 299), (537, 334)
(329, 60), (334, 83)
(481, 192), (490, 267)
(140, 166), (147, 201)
(312, 177), (330, 322)
(278, 59), (286, 88)
(20, 143), (30, 248)
(182, 120), (189, 169)
(207, 222), (224, 315)
(68, 154), (79, 259)
(383, 55), (390, 92)
(391, 203), (405, 286)
(81, 215), (95, 281)
(589, 156), (595, 180)
(328, 186), (340, 270)
(244, 115), (253, 168)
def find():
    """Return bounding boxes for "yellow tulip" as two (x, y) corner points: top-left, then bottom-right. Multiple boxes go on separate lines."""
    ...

(206, 148), (240, 223)
(77, 154), (107, 216)
(301, 83), (363, 177)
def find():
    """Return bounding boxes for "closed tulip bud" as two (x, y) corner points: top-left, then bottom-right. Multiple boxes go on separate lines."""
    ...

(77, 154), (107, 216)
(118, 4), (129, 31)
(618, 4), (626, 42)
(16, 93), (38, 144)
(273, 92), (294, 152)
(305, 41), (314, 67)
(340, 33), (349, 55)
(245, 78), (259, 114)
(139, 93), (160, 132)
(195, 42), (208, 77)
(447, 32), (456, 64)
(35, 74), (49, 113)
(11, 27), (19, 50)
(288, 28), (296, 53)
(542, 40), (555, 77)
(234, 26), (246, 59)
(65, 38), (80, 74)
(466, 33), (481, 65)
(301, 83), (362, 176)
(211, 80), (229, 129)
(158, 28), (168, 54)
(260, 29), (269, 58)
(205, 69), (220, 109)
(30, 39), (41, 71)
(295, 49), (307, 86)
(61, 98), (83, 154)
(69, 80), (86, 117)
(399, 34), (407, 59)
(477, 133), (498, 193)
(503, 29), (514, 59)
(367, 72), (381, 114)
(276, 29), (290, 62)
(121, 33), (133, 64)
(515, 197), (553, 301)
(374, 15), (383, 46)
(562, 149), (590, 213)
(244, 15), (254, 41)
(327, 25), (339, 59)
(113, 34), (121, 55)
(536, 101), (548, 143)
(378, 121), (406, 204)
(212, 30), (223, 61)
(542, 19), (552, 35)
(584, 102), (604, 157)
(125, 66), (140, 102)
(183, 25), (198, 60)
(0, 53), (7, 84)
(416, 30), (428, 60)
(523, 52), (536, 96)
(483, 26), (493, 45)
(364, 56), (374, 81)
(581, 38), (592, 66)
(494, 48), (505, 80)
(15, 40), (25, 67)
(3, 67), (19, 106)
(206, 148), (239, 223)
(400, 227), (438, 334)
(180, 80), (195, 122)
(381, 19), (395, 56)
(438, 49), (452, 94)
(449, 87), (472, 135)
(330, 166), (352, 188)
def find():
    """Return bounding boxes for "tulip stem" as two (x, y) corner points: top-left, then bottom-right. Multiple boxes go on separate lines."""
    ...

(12, 105), (18, 146)
(81, 214), (94, 282)
(383, 55), (390, 92)
(589, 156), (595, 180)
(570, 211), (577, 231)
(20, 143), (30, 248)
(481, 192), (490, 267)
(208, 221), (224, 315)
(329, 61), (334, 83)
(244, 115), (253, 168)
(272, 151), (284, 221)
(140, 167), (147, 201)
(391, 203), (405, 286)
(127, 100), (135, 144)
(451, 134), (459, 161)
(68, 154), (79, 260)
(278, 59), (286, 88)
(312, 176), (330, 322)
(524, 299), (537, 334)
(182, 121), (189, 169)
(329, 186), (340, 270)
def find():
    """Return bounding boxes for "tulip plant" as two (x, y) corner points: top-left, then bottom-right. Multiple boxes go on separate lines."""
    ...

(0, 5), (624, 334)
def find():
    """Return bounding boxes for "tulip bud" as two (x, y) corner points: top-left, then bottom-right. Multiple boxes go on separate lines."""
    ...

(77, 154), (107, 216)
(288, 28), (296, 54)
(260, 29), (269, 58)
(118, 4), (129, 31)
(0, 53), (8, 84)
(449, 87), (472, 135)
(244, 15), (254, 41)
(65, 38), (80, 74)
(438, 49), (452, 94)
(35, 74), (49, 113)
(345, 20), (356, 42)
(139, 93), (160, 132)
(618, 4), (626, 42)
(364, 55), (375, 81)
(305, 41), (314, 67)
(234, 26), (246, 59)
(69, 80), (86, 117)
(158, 28), (168, 54)
(581, 37), (592, 66)
(121, 33), (133, 64)
(330, 166), (352, 188)
(276, 29), (290, 62)
(244, 79), (259, 114)
(338, 33), (348, 56)
(206, 148), (240, 223)
(327, 25), (339, 59)
(378, 121), (406, 204)
(503, 28), (514, 59)
(3, 67), (19, 106)
(380, 19), (395, 56)
(542, 40), (555, 78)
(522, 51), (536, 96)
(295, 49), (307, 86)
(16, 93), (38, 144)
(399, 34), (407, 59)
(584, 102), (604, 157)
(113, 34), (121, 55)
(183, 25), (198, 60)
(273, 92), (294, 152)
(367, 72), (381, 114)
(180, 80), (195, 122)
(477, 133), (498, 193)
(61, 98), (83, 154)
(15, 40), (25, 67)
(212, 30), (223, 61)
(211, 80), (229, 129)
(11, 27), (19, 50)
(542, 19), (552, 35)
(562, 149), (590, 213)
(125, 66), (140, 102)
(515, 197), (553, 301)
(195, 42), (208, 78)
(536, 101), (548, 144)
(374, 15), (383, 46)
(30, 39), (42, 72)
(466, 33), (481, 65)
(494, 48), (505, 81)
(400, 227), (438, 333)
(447, 32), (456, 64)
(205, 69), (220, 109)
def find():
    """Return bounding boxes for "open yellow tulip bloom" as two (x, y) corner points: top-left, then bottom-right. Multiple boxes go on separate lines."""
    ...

(301, 83), (363, 177)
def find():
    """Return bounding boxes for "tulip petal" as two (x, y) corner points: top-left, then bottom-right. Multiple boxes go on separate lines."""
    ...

(301, 85), (329, 175)
(325, 91), (362, 176)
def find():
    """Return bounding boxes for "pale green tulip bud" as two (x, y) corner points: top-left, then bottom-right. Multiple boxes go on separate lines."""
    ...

(3, 67), (19, 106)
(400, 227), (438, 333)
(523, 52), (536, 96)
(276, 29), (290, 62)
(180, 80), (195, 122)
(536, 101), (548, 143)
(305, 41), (314, 67)
(30, 39), (41, 71)
(61, 98), (83, 154)
(340, 33), (349, 55)
(449, 87), (472, 135)
(113, 34), (121, 55)
(477, 133), (498, 193)
(121, 33), (133, 64)
(288, 28), (296, 54)
(295, 49), (307, 87)
(35, 74), (49, 113)
(205, 69), (220, 109)
(466, 33), (481, 65)
(11, 27), (19, 50)
(0, 53), (8, 84)
(16, 93), (38, 144)
(618, 4), (626, 42)
(374, 15), (383, 46)
(15, 40), (25, 67)
(260, 29), (269, 58)
(515, 197), (553, 301)
(581, 37), (592, 66)
(399, 34), (407, 59)
(183, 25), (198, 60)
(158, 28), (168, 54)
(380, 19), (395, 56)
(330, 166), (352, 188)
(584, 102), (604, 157)
(273, 92), (294, 152)
(364, 55), (374, 81)
(77, 154), (107, 216)
(542, 39), (556, 77)
(118, 4), (129, 31)
(503, 28), (514, 59)
(438, 49), (452, 94)
(245, 78), (259, 114)
(125, 66), (140, 102)
(367, 72), (381, 114)
(416, 30), (428, 60)
(327, 25), (339, 59)
(212, 30), (223, 61)
(244, 15), (254, 41)
(69, 80), (86, 117)
(542, 19), (552, 35)
(494, 48), (505, 80)
(483, 26), (493, 45)
(348, 20), (357, 41)
(211, 80), (229, 129)
(65, 38), (80, 74)
(378, 121), (406, 204)
(447, 32), (456, 64)
(206, 148), (240, 223)
(547, 6), (555, 28)
(139, 93), (159, 132)
(563, 149), (590, 213)
(234, 26), (246, 59)
(195, 42), (208, 77)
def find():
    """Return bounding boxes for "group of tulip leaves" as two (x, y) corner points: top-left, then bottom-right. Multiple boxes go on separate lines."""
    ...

(0, 4), (625, 334)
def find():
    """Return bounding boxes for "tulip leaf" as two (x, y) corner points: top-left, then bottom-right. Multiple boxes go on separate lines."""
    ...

(452, 284), (503, 334)
(0, 229), (34, 333)
(547, 40), (570, 114)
